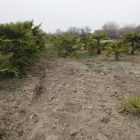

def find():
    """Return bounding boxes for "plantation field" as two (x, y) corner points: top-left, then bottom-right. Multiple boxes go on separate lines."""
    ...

(1, 46), (140, 140)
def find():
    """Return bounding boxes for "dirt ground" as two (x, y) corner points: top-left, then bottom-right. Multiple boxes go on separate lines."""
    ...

(0, 50), (140, 140)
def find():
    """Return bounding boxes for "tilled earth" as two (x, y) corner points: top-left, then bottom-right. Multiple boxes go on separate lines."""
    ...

(0, 50), (140, 140)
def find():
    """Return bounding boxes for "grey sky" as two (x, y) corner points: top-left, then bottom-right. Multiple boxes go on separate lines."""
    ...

(0, 0), (140, 33)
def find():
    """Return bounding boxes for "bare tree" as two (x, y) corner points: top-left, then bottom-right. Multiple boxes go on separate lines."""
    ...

(65, 26), (81, 36)
(102, 21), (120, 39)
(54, 28), (63, 35)
(65, 26), (92, 37)
(119, 24), (137, 36)
(136, 25), (140, 32)
(84, 26), (92, 36)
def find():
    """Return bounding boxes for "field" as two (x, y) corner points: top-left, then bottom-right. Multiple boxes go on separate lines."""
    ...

(0, 45), (140, 140)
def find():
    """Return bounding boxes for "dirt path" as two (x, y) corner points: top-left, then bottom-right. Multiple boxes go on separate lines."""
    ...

(0, 50), (140, 140)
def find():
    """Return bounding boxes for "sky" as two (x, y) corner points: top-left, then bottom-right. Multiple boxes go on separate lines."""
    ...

(0, 0), (140, 33)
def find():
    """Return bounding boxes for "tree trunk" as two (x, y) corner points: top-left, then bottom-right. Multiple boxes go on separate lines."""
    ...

(97, 42), (101, 55)
(97, 48), (101, 55)
(115, 52), (119, 60)
(131, 44), (135, 55)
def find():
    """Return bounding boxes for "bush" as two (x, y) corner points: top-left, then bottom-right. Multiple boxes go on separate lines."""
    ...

(49, 34), (84, 56)
(87, 40), (97, 55)
(119, 94), (140, 114)
(0, 20), (47, 79)
(102, 41), (128, 60)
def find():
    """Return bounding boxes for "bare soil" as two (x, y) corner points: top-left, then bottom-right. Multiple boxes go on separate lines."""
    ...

(1, 50), (140, 140)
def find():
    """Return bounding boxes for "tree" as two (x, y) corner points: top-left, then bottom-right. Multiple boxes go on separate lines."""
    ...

(102, 21), (120, 39)
(54, 28), (63, 35)
(119, 24), (137, 36)
(80, 26), (92, 37)
(91, 33), (110, 54)
(65, 26), (92, 37)
(80, 37), (90, 50)
(49, 34), (83, 56)
(103, 41), (128, 60)
(0, 20), (47, 78)
(66, 26), (81, 36)
(121, 32), (140, 54)
(87, 40), (97, 55)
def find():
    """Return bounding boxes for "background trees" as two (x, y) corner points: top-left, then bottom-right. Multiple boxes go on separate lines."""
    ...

(102, 21), (120, 39)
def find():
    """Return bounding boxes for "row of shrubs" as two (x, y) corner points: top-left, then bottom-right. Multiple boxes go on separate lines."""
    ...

(49, 32), (140, 60)
(0, 20), (47, 79)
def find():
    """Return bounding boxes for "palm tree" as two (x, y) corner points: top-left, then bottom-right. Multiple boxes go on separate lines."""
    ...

(121, 32), (140, 55)
(103, 41), (128, 60)
(50, 34), (83, 56)
(91, 33), (110, 54)
(80, 37), (89, 50)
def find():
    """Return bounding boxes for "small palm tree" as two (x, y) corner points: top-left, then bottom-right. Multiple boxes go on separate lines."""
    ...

(87, 40), (97, 55)
(50, 34), (83, 56)
(91, 33), (110, 55)
(103, 41), (128, 60)
(80, 37), (90, 50)
(121, 32), (140, 55)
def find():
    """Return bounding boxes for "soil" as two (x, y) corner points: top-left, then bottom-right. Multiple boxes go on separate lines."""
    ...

(0, 50), (140, 140)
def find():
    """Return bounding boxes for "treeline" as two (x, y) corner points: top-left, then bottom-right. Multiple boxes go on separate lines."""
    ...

(47, 21), (140, 39)
(0, 20), (47, 79)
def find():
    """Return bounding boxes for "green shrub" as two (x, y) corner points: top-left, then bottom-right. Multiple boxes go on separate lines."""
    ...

(0, 20), (47, 79)
(119, 94), (140, 114)
(49, 34), (84, 56)
(102, 41), (128, 60)
(87, 40), (97, 55)
(80, 37), (90, 50)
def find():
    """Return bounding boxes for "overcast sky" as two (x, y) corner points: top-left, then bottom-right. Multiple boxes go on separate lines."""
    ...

(0, 0), (140, 33)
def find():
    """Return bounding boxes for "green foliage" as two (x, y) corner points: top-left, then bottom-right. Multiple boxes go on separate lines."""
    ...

(49, 34), (84, 56)
(87, 40), (97, 55)
(119, 94), (140, 114)
(90, 33), (110, 54)
(0, 20), (47, 79)
(121, 32), (140, 54)
(102, 41), (128, 60)
(85, 63), (106, 75)
(80, 37), (90, 50)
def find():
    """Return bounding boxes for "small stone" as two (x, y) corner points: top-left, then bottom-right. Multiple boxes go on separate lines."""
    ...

(101, 73), (104, 75)
(46, 135), (58, 140)
(62, 127), (65, 131)
(70, 128), (81, 135)
(88, 107), (92, 110)
(30, 114), (33, 119)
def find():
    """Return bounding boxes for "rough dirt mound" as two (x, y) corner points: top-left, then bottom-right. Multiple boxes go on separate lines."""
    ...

(0, 51), (140, 140)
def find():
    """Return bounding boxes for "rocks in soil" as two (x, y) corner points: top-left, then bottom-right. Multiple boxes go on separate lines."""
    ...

(70, 128), (81, 135)
(46, 135), (58, 140)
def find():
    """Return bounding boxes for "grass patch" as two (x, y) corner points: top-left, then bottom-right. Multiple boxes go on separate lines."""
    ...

(7, 78), (22, 93)
(34, 52), (57, 57)
(110, 62), (122, 68)
(85, 63), (106, 75)
(73, 52), (98, 60)
(34, 53), (47, 57)
(41, 45), (54, 51)
(129, 71), (134, 74)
